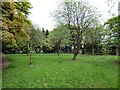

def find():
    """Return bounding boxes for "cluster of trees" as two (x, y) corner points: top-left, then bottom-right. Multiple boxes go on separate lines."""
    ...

(52, 0), (119, 60)
(1, 0), (119, 60)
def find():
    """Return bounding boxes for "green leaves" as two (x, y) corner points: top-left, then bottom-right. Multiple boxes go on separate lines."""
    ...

(2, 31), (17, 48)
(15, 1), (32, 17)
(30, 25), (45, 48)
(48, 24), (71, 47)
(2, 0), (32, 51)
(104, 16), (119, 45)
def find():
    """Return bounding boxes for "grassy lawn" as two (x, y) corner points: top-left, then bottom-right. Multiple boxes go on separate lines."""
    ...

(2, 54), (118, 88)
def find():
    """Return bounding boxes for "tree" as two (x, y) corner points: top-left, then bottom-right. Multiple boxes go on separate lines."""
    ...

(42, 28), (45, 34)
(53, 0), (101, 60)
(48, 24), (71, 55)
(30, 25), (45, 53)
(45, 30), (49, 38)
(104, 16), (120, 56)
(83, 21), (105, 55)
(1, 0), (32, 53)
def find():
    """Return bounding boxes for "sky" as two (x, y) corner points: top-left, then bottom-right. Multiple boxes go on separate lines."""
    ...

(28, 0), (118, 31)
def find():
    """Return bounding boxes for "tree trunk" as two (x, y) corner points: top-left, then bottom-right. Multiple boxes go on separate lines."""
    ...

(55, 44), (59, 56)
(72, 42), (80, 60)
(91, 42), (95, 55)
(57, 41), (61, 56)
(27, 51), (29, 56)
(92, 47), (95, 55)
(57, 47), (59, 56)
(116, 46), (119, 56)
(29, 53), (32, 66)
(27, 42), (29, 56)
(72, 51), (78, 60)
(72, 17), (81, 60)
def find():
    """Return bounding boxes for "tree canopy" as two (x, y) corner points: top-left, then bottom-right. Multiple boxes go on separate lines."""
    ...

(1, 0), (32, 52)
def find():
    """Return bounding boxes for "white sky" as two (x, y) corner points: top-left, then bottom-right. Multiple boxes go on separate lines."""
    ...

(28, 0), (118, 30)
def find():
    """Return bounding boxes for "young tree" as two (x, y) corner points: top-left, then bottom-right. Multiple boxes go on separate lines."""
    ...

(30, 25), (45, 53)
(48, 24), (71, 55)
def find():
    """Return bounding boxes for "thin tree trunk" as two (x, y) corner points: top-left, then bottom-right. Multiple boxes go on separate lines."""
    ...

(92, 45), (95, 55)
(92, 48), (95, 55)
(27, 51), (29, 56)
(27, 42), (29, 56)
(55, 44), (59, 56)
(116, 45), (119, 56)
(57, 46), (59, 56)
(29, 53), (32, 66)
(57, 50), (59, 56)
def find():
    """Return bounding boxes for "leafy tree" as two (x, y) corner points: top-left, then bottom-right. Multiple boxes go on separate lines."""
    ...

(83, 22), (105, 55)
(1, 0), (32, 53)
(42, 38), (53, 53)
(104, 16), (120, 56)
(30, 25), (45, 53)
(48, 24), (71, 55)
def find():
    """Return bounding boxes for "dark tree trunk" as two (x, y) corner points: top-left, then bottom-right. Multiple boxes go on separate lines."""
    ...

(57, 46), (59, 56)
(55, 44), (60, 56)
(27, 51), (29, 56)
(72, 51), (78, 60)
(29, 53), (32, 66)
(72, 17), (81, 60)
(68, 16), (82, 60)
(57, 41), (61, 56)
(26, 42), (29, 56)
(72, 40), (81, 60)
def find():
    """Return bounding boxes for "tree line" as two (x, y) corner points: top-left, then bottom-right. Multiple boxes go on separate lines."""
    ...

(1, 0), (120, 60)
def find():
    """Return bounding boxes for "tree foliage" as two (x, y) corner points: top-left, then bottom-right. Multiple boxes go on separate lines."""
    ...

(30, 25), (45, 52)
(48, 24), (71, 55)
(104, 16), (120, 55)
(1, 0), (32, 52)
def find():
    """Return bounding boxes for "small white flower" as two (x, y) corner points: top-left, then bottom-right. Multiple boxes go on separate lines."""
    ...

(44, 83), (47, 86)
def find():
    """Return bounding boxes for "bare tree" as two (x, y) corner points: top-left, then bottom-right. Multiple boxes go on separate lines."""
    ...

(53, 0), (101, 60)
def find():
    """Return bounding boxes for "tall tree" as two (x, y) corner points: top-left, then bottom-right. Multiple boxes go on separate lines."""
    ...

(1, 0), (32, 53)
(104, 16), (120, 56)
(30, 25), (45, 53)
(53, 0), (101, 60)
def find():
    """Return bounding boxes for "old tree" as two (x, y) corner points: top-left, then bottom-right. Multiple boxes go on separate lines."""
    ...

(53, 0), (101, 60)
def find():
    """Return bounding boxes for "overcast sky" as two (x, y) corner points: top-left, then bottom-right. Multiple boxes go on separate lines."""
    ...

(28, 0), (118, 30)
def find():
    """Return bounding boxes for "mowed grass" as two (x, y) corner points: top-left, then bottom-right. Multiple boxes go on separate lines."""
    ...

(2, 54), (118, 88)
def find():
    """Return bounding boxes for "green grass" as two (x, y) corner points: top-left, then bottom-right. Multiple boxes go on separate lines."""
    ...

(2, 54), (118, 88)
